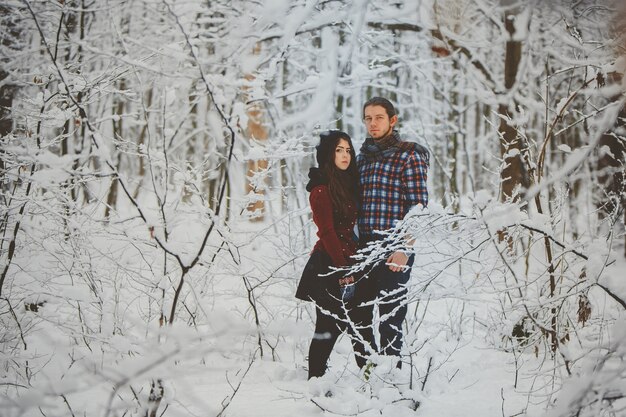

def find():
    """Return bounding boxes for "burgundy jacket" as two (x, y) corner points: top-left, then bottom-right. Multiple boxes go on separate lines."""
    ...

(309, 185), (358, 267)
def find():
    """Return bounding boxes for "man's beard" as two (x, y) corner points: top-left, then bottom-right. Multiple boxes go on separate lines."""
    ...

(373, 126), (393, 139)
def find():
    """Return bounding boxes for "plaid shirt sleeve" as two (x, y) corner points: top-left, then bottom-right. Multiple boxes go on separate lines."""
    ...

(402, 151), (428, 209)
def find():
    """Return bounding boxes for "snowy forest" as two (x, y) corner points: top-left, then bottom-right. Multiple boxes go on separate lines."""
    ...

(1, 0), (626, 416)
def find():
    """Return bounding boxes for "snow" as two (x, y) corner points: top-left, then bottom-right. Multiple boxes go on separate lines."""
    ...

(3, 192), (568, 417)
(555, 97), (570, 116)
(42, 107), (72, 128)
(512, 7), (531, 41)
(3, 2), (625, 417)
(585, 239), (610, 280)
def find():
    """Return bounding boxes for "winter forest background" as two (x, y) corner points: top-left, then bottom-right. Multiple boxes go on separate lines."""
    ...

(1, 0), (626, 416)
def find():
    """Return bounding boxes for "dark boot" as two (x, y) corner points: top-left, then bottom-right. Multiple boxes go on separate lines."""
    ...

(308, 307), (341, 379)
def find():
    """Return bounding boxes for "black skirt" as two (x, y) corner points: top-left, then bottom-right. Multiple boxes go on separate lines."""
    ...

(295, 250), (340, 306)
(296, 250), (375, 309)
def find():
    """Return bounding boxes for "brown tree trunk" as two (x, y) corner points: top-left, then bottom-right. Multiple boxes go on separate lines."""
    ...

(498, 1), (529, 202)
(104, 78), (126, 220)
(600, 10), (626, 257)
(245, 43), (268, 220)
(145, 379), (163, 417)
(597, 83), (626, 257)
(0, 4), (17, 138)
(61, 4), (82, 237)
(132, 87), (152, 200)
(449, 59), (460, 212)
(0, 3), (19, 193)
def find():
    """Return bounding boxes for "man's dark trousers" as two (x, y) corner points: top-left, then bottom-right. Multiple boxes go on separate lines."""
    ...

(369, 254), (414, 357)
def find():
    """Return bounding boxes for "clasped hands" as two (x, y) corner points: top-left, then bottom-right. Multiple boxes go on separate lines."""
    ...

(338, 276), (355, 287)
(337, 249), (409, 291)
(338, 249), (409, 284)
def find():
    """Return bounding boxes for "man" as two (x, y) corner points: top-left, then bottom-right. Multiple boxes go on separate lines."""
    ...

(357, 97), (429, 362)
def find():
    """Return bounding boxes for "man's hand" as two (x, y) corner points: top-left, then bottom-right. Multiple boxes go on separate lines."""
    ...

(386, 251), (409, 272)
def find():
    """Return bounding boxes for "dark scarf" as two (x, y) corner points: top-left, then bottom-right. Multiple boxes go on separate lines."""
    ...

(360, 130), (430, 165)
(306, 167), (328, 192)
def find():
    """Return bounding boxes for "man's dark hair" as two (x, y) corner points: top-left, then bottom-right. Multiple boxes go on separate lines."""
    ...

(363, 97), (396, 119)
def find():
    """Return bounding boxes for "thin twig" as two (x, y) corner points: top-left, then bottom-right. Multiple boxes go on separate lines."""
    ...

(596, 283), (626, 310)
(2, 297), (27, 350)
(421, 357), (433, 391)
(216, 356), (256, 417)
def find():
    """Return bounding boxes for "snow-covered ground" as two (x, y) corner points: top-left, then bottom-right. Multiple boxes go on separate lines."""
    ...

(4, 193), (626, 417)
(2, 190), (625, 417)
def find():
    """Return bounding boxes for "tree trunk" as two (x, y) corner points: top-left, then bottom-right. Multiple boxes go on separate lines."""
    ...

(0, 3), (21, 186)
(104, 78), (126, 220)
(597, 87), (626, 257)
(245, 43), (268, 221)
(498, 1), (528, 202)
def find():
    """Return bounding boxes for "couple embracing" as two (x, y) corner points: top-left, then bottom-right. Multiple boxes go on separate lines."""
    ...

(296, 97), (429, 379)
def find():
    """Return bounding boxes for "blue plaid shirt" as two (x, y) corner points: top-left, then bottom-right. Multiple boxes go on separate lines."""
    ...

(357, 147), (428, 240)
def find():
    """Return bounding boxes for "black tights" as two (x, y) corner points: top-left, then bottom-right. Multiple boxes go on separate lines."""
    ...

(308, 303), (375, 379)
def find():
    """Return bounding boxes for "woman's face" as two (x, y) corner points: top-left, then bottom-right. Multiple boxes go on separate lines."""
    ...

(334, 138), (351, 171)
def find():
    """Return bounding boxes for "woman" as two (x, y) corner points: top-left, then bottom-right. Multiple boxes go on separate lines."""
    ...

(296, 130), (375, 379)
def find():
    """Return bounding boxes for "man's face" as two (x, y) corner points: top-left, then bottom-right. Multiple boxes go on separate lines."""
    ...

(363, 105), (397, 139)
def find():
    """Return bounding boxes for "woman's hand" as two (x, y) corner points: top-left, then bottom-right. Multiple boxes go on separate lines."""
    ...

(338, 276), (355, 287)
(338, 276), (355, 301)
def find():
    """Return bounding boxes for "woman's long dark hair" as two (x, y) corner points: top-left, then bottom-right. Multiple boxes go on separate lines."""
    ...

(320, 131), (359, 220)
